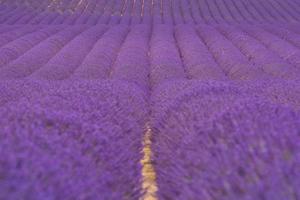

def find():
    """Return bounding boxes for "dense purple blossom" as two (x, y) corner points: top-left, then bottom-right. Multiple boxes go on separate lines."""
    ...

(0, 1), (300, 199)
(151, 82), (300, 200)
(0, 80), (147, 200)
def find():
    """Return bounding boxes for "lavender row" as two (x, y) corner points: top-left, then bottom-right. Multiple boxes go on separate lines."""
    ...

(2, 0), (300, 24)
(197, 25), (265, 80)
(108, 0), (124, 25)
(0, 25), (84, 80)
(217, 0), (235, 24)
(266, 0), (298, 23)
(263, 25), (300, 49)
(72, 25), (129, 79)
(198, 0), (215, 24)
(97, 0), (114, 24)
(13, 8), (40, 25)
(162, 0), (173, 25)
(172, 0), (184, 25)
(189, 0), (204, 24)
(175, 25), (226, 80)
(111, 25), (150, 90)
(1, 24), (300, 83)
(151, 81), (300, 200)
(0, 24), (20, 34)
(32, 25), (106, 80)
(0, 80), (148, 200)
(0, 26), (60, 68)
(142, 0), (152, 24)
(207, 0), (225, 24)
(149, 25), (186, 87)
(221, 0), (245, 23)
(152, 0), (161, 24)
(180, 0), (194, 24)
(217, 25), (300, 79)
(241, 79), (300, 110)
(242, 25), (300, 70)
(233, 0), (254, 23)
(0, 25), (40, 48)
(131, 0), (142, 25)
(119, 0), (133, 25)
(0, 5), (25, 23)
(28, 10), (56, 25)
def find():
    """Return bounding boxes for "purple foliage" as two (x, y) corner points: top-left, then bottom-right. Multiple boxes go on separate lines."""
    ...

(151, 82), (300, 200)
(0, 1), (300, 199)
(0, 25), (40, 48)
(241, 25), (300, 70)
(0, 80), (147, 200)
(197, 25), (266, 80)
(0, 26), (60, 68)
(33, 25), (106, 80)
(111, 25), (150, 90)
(217, 24), (300, 79)
(0, 26), (85, 79)
(73, 25), (129, 79)
(175, 25), (226, 80)
(150, 25), (186, 86)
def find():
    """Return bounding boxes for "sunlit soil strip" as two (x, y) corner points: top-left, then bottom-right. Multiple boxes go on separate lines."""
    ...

(140, 123), (158, 200)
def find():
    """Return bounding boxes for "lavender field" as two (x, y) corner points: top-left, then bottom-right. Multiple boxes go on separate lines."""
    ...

(0, 0), (300, 199)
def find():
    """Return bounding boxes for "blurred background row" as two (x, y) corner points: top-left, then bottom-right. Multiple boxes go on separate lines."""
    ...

(1, 0), (300, 25)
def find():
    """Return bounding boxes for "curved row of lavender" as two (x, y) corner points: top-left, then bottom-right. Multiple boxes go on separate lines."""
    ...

(0, 80), (148, 199)
(151, 80), (300, 199)
(0, 24), (299, 82)
(0, 0), (300, 200)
